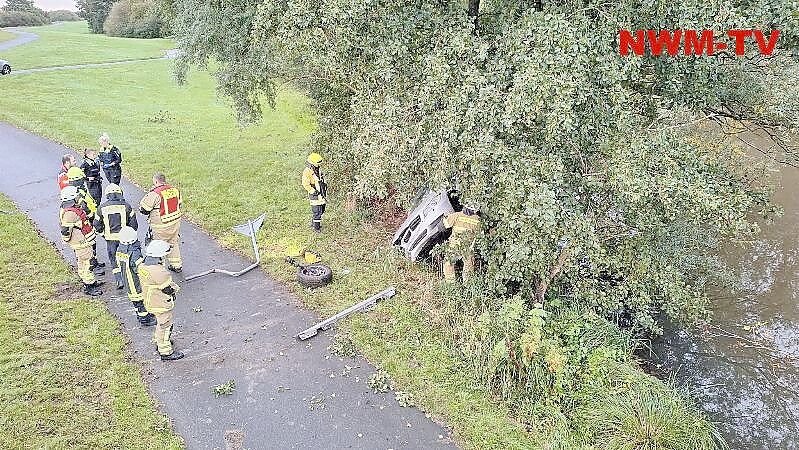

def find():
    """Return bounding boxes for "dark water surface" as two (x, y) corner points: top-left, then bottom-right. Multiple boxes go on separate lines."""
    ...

(652, 151), (799, 449)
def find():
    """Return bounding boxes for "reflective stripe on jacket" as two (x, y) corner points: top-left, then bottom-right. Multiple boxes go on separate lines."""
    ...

(97, 199), (136, 241)
(141, 184), (182, 228)
(117, 242), (144, 300)
(302, 165), (326, 206)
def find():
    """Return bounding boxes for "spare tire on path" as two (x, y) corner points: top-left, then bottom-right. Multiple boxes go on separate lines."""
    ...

(297, 264), (333, 288)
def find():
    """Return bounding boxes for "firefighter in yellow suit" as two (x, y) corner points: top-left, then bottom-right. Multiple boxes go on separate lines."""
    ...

(140, 172), (183, 272)
(442, 206), (481, 283)
(301, 152), (327, 233)
(59, 186), (103, 296)
(139, 239), (184, 361)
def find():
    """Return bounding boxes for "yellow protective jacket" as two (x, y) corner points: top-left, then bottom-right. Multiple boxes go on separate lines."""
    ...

(60, 205), (97, 250)
(302, 164), (326, 206)
(140, 184), (182, 229)
(138, 261), (180, 314)
(444, 211), (480, 247)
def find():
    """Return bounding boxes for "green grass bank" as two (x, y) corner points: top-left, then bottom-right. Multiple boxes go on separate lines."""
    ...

(0, 21), (172, 70)
(0, 195), (183, 449)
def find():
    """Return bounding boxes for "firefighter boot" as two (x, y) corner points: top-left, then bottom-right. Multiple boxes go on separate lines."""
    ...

(161, 350), (185, 361)
(83, 282), (103, 296)
(133, 301), (156, 326)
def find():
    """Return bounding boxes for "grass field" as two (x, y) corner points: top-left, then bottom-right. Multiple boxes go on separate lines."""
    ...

(0, 60), (538, 448)
(0, 195), (183, 449)
(0, 22), (172, 70)
(0, 30), (15, 44)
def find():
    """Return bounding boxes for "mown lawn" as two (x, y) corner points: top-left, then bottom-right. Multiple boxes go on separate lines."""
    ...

(0, 30), (15, 44)
(0, 195), (184, 449)
(0, 21), (172, 70)
(0, 60), (539, 448)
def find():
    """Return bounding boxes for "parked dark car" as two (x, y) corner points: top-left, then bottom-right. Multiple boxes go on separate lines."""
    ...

(0, 60), (10, 75)
(392, 190), (455, 261)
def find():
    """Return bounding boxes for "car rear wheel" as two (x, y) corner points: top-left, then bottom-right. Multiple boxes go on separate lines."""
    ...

(1, 65), (10, 75)
(297, 263), (333, 289)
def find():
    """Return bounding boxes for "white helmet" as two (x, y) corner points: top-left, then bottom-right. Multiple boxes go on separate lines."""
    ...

(60, 185), (79, 202)
(106, 183), (123, 196)
(118, 226), (138, 245)
(144, 239), (171, 258)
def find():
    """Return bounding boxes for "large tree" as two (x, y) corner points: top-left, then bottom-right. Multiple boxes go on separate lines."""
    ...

(172, 0), (798, 333)
(76, 0), (118, 33)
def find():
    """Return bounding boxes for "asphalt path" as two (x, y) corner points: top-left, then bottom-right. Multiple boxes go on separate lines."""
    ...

(0, 123), (455, 449)
(0, 28), (38, 52)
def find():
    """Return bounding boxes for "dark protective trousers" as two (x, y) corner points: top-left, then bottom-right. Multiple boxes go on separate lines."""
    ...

(104, 167), (121, 185)
(311, 204), (325, 231)
(106, 239), (122, 284)
(86, 181), (102, 207)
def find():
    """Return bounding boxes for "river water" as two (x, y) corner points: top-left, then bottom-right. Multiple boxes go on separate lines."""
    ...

(651, 141), (799, 449)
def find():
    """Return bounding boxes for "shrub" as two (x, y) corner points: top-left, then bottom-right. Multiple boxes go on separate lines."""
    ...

(103, 0), (169, 38)
(437, 282), (722, 447)
(0, 8), (49, 27)
(47, 10), (82, 22)
(576, 374), (726, 450)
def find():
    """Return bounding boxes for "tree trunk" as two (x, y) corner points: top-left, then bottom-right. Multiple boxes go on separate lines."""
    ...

(468, 0), (480, 31)
(534, 245), (571, 304)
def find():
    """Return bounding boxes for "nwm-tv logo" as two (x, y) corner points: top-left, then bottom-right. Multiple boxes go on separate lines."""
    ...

(619, 30), (780, 56)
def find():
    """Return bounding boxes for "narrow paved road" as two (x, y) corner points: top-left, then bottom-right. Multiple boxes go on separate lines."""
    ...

(0, 122), (455, 449)
(0, 28), (38, 51)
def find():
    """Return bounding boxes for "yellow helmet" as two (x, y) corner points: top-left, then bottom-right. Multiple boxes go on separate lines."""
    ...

(307, 152), (323, 166)
(67, 167), (85, 181)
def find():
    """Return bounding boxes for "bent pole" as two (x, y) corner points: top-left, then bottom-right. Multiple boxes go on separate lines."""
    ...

(297, 287), (396, 340)
(185, 213), (265, 281)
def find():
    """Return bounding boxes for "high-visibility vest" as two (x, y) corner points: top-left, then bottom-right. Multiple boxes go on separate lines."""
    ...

(58, 166), (69, 190)
(151, 184), (182, 223)
(100, 202), (130, 241)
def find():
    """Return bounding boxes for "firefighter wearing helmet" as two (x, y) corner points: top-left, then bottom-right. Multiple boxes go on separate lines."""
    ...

(139, 239), (184, 361)
(442, 205), (481, 283)
(301, 152), (327, 233)
(116, 226), (156, 326)
(67, 166), (104, 273)
(139, 172), (183, 272)
(59, 186), (103, 296)
(94, 184), (138, 289)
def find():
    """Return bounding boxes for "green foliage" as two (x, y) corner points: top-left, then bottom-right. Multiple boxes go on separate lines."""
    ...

(173, 0), (796, 336)
(0, 8), (48, 26)
(47, 10), (82, 22)
(103, 0), (170, 38)
(437, 281), (722, 447)
(576, 376), (727, 450)
(76, 0), (118, 33)
(0, 0), (49, 27)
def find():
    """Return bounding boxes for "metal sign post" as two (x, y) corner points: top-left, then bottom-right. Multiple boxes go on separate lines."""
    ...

(185, 213), (265, 281)
(297, 287), (396, 340)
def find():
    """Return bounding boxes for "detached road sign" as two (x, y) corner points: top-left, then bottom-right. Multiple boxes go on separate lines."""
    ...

(185, 213), (266, 281)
